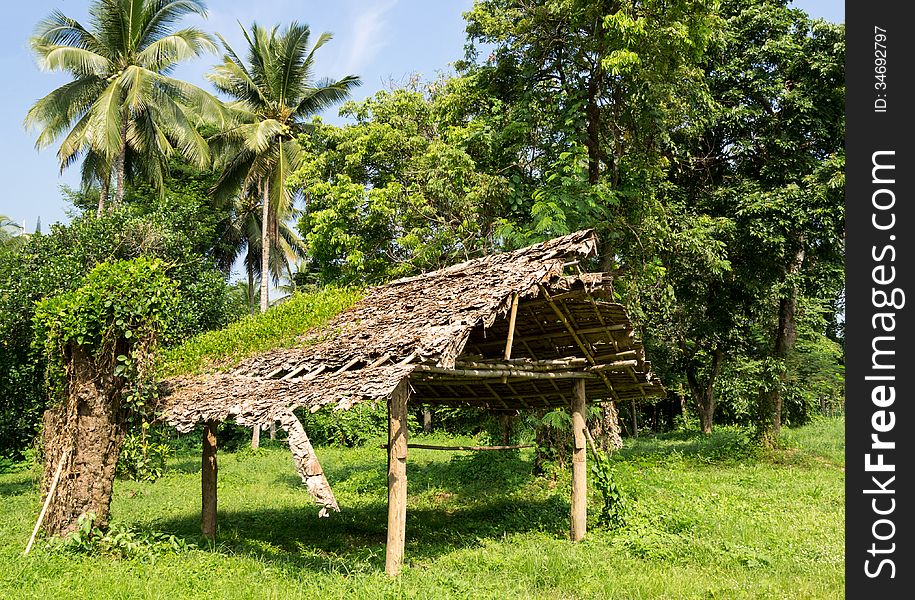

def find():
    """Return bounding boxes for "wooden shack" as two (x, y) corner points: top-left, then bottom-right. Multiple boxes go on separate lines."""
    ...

(160, 229), (665, 576)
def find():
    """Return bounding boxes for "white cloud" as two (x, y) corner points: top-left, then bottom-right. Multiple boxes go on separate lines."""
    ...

(341, 0), (398, 74)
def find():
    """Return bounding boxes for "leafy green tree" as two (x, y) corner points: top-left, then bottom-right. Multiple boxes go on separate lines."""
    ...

(0, 208), (239, 459)
(291, 84), (509, 284)
(24, 0), (222, 212)
(34, 257), (177, 534)
(461, 0), (721, 263)
(651, 0), (844, 439)
(208, 22), (359, 311)
(710, 1), (844, 444)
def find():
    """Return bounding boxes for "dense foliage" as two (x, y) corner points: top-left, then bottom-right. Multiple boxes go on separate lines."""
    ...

(3, 0), (845, 461)
(0, 207), (240, 458)
(33, 257), (177, 409)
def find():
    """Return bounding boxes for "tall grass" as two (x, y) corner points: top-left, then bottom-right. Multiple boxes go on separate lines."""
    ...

(159, 286), (363, 377)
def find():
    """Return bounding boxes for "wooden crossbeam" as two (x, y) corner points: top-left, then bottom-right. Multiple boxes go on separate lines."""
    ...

(586, 360), (639, 372)
(380, 443), (535, 451)
(412, 364), (596, 380)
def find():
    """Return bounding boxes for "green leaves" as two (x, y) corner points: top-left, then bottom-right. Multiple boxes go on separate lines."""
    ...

(32, 257), (179, 407)
(26, 0), (221, 199)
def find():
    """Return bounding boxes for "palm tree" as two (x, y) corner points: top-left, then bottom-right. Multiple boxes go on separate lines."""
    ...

(208, 22), (359, 312)
(226, 191), (307, 312)
(0, 216), (26, 252)
(25, 0), (224, 212)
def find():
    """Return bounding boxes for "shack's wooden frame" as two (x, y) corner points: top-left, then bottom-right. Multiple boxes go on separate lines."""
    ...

(161, 230), (665, 576)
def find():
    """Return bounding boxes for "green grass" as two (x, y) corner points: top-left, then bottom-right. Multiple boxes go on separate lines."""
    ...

(0, 420), (845, 599)
(159, 286), (363, 377)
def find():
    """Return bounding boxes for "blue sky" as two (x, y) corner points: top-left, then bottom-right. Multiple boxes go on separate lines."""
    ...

(0, 0), (843, 231)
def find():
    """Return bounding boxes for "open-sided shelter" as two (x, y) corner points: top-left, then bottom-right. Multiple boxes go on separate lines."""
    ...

(160, 229), (665, 575)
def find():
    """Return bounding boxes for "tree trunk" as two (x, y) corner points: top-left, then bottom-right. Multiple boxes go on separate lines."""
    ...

(592, 401), (623, 451)
(629, 397), (639, 438)
(260, 178), (271, 313)
(251, 424), (260, 450)
(422, 408), (432, 434)
(246, 261), (255, 314)
(114, 111), (128, 207)
(40, 344), (128, 536)
(97, 174), (110, 218)
(758, 241), (806, 446)
(500, 413), (513, 445)
(585, 76), (601, 185)
(686, 349), (724, 435)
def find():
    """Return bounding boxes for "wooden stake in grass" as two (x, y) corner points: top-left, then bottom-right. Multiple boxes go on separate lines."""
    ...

(201, 421), (218, 540)
(385, 381), (410, 576)
(571, 379), (587, 542)
(24, 448), (70, 555)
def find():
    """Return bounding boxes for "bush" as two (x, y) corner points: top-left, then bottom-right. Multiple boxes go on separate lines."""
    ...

(53, 513), (194, 559)
(116, 424), (173, 482)
(0, 211), (240, 459)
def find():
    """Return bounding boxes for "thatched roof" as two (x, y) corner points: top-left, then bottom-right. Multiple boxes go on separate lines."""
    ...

(160, 230), (664, 434)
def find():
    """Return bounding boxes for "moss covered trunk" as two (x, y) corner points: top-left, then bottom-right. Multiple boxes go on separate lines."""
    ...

(41, 344), (127, 536)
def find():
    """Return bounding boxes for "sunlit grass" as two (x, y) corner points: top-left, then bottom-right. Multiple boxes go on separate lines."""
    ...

(1, 419), (844, 599)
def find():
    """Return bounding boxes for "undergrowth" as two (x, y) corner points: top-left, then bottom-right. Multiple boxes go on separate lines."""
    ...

(47, 513), (195, 560)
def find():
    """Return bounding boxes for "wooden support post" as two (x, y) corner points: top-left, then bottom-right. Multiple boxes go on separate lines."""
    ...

(201, 421), (218, 540)
(630, 397), (639, 438)
(385, 382), (410, 576)
(571, 379), (587, 542)
(251, 424), (260, 450)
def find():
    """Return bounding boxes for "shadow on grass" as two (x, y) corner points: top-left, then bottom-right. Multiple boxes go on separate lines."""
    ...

(146, 450), (566, 575)
(276, 449), (539, 504)
(0, 478), (33, 497)
(168, 459), (200, 474)
(150, 492), (568, 575)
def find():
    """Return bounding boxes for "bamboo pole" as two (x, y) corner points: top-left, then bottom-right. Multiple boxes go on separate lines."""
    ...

(201, 421), (218, 540)
(586, 360), (639, 372)
(538, 284), (619, 400)
(24, 448), (70, 555)
(571, 379), (587, 542)
(504, 292), (520, 360)
(455, 357), (590, 371)
(385, 382), (410, 576)
(412, 365), (596, 380)
(380, 443), (534, 451)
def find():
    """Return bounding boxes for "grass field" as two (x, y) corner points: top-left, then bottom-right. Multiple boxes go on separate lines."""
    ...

(0, 418), (844, 599)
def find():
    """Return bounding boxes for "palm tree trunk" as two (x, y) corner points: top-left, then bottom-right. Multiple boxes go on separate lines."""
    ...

(97, 174), (110, 217)
(260, 178), (271, 313)
(114, 111), (128, 206)
(246, 260), (255, 314)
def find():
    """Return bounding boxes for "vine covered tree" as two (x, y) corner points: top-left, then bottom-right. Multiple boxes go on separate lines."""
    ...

(24, 0), (223, 212)
(33, 258), (177, 534)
